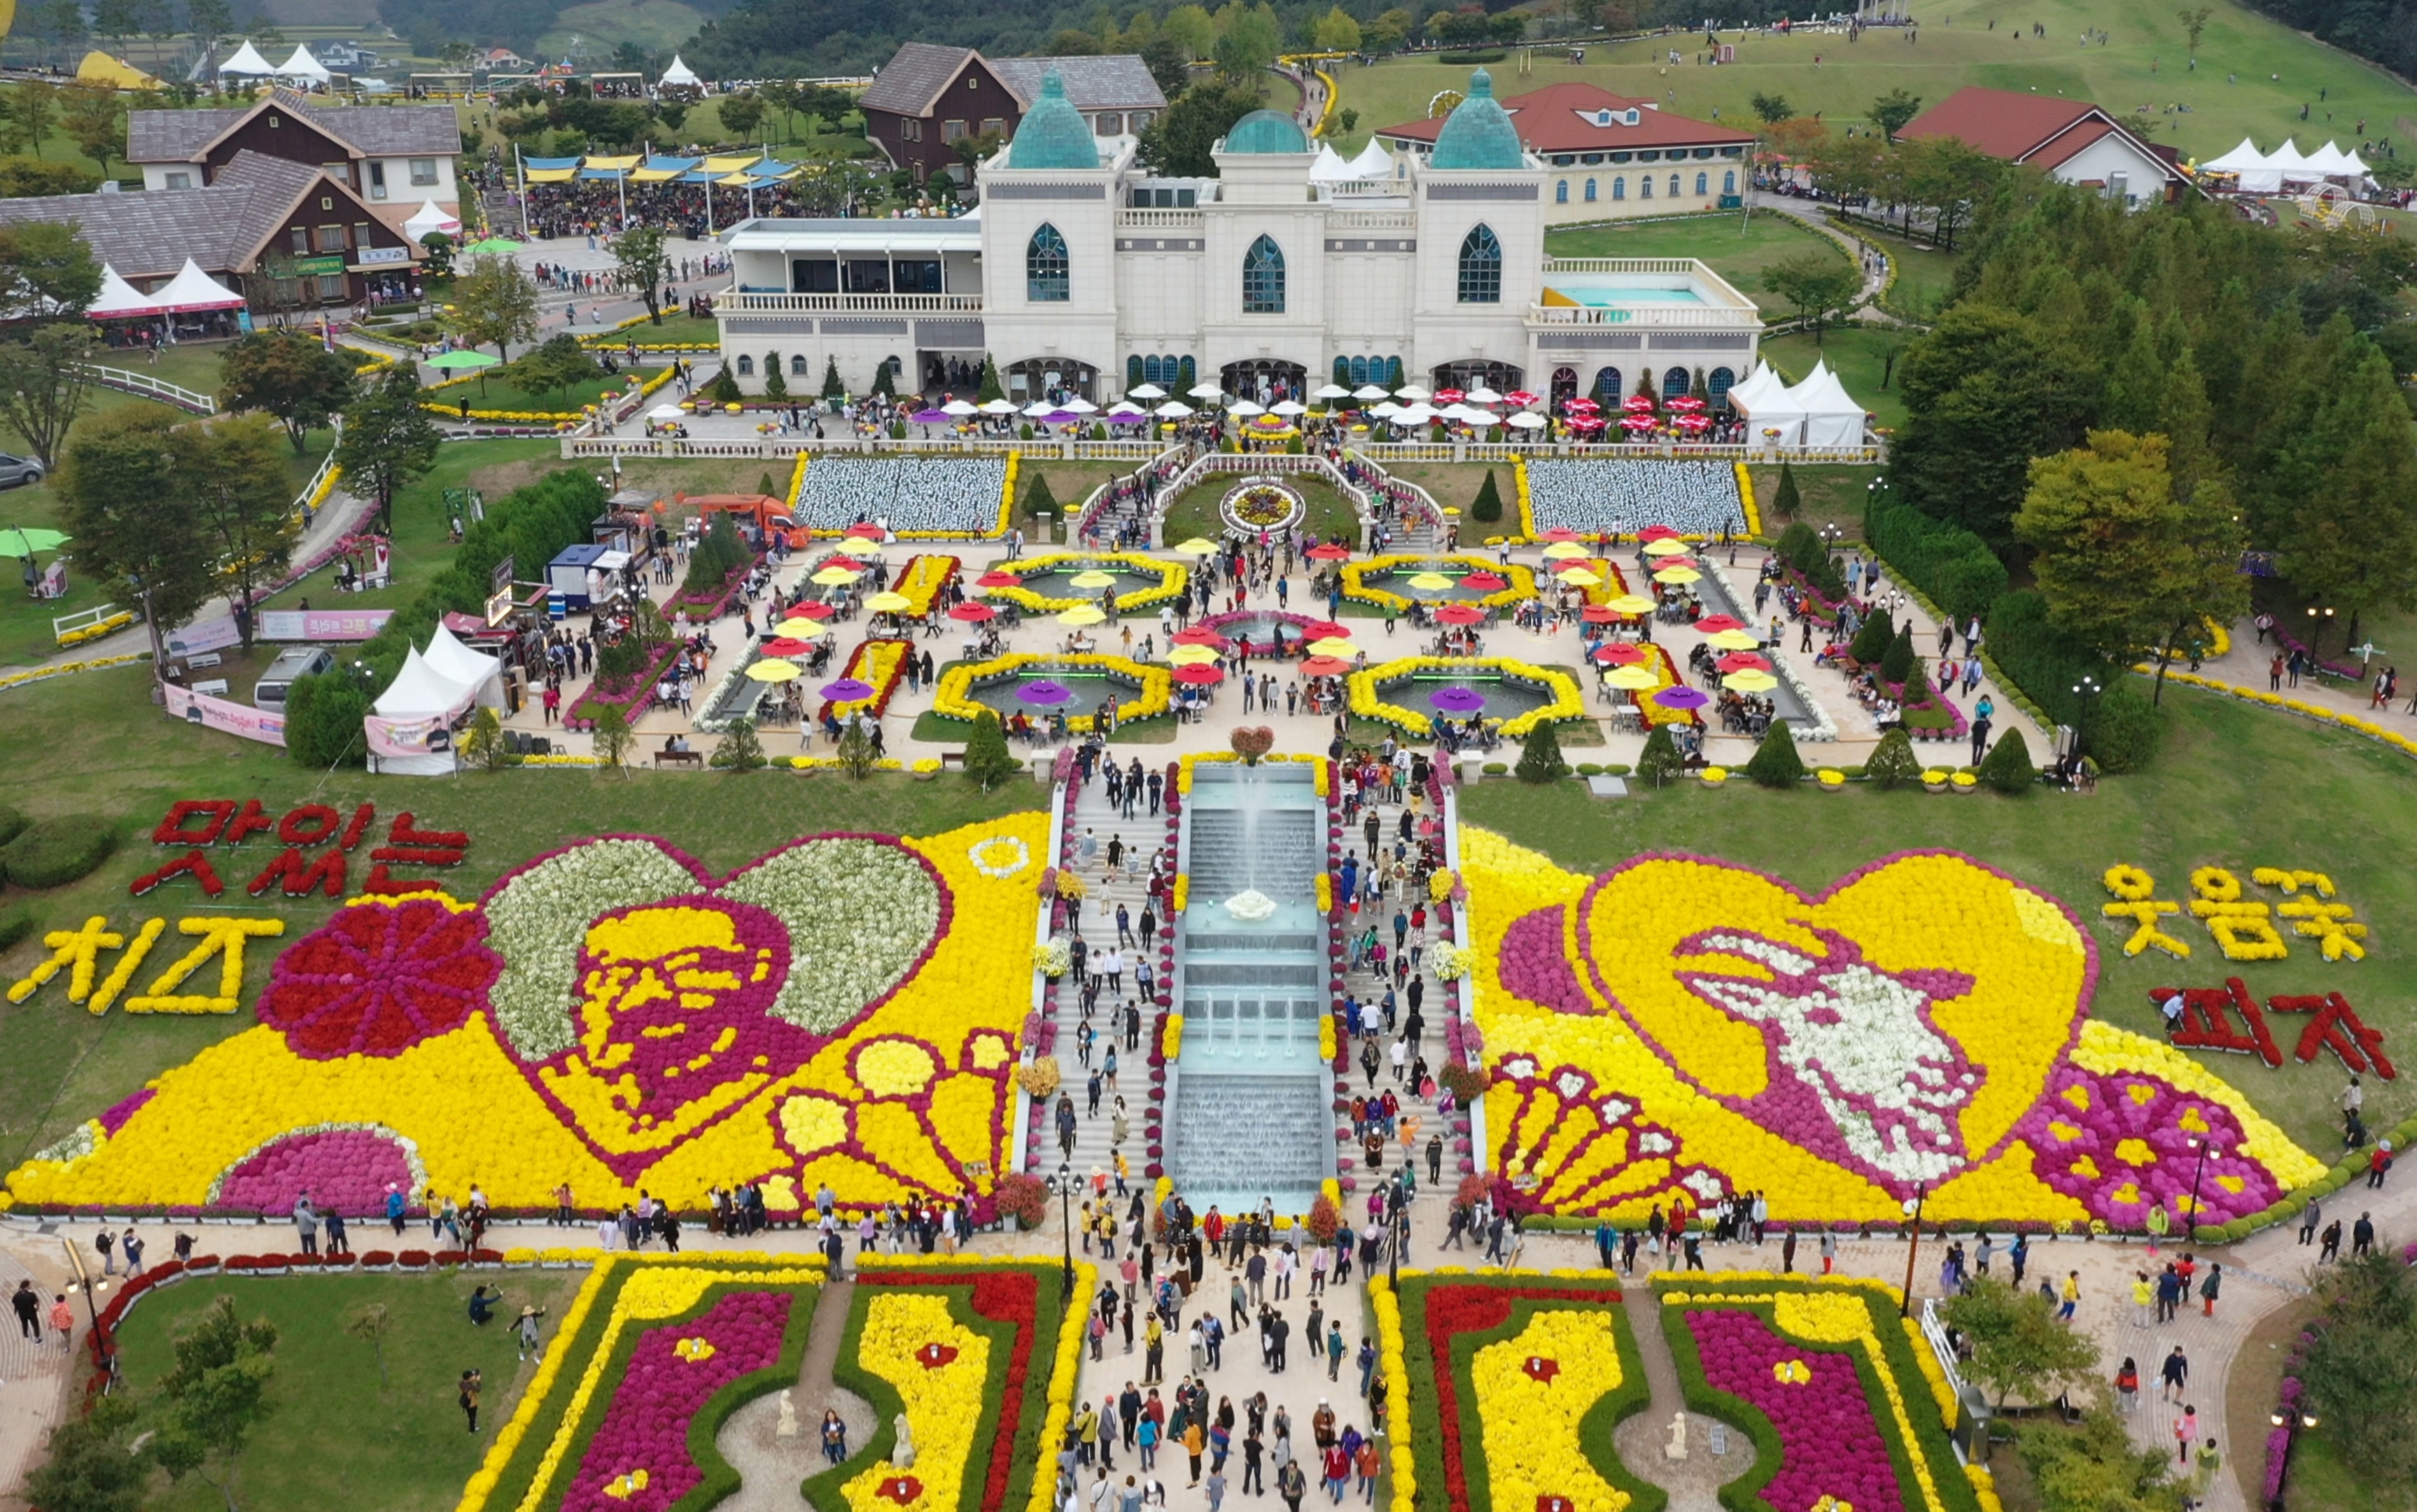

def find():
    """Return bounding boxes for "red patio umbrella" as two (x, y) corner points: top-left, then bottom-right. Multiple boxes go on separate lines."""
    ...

(785, 600), (836, 620)
(1503, 389), (1540, 407)
(1173, 664), (1225, 685)
(1562, 397), (1602, 413)
(976, 570), (1023, 589)
(1639, 525), (1683, 542)
(1716, 652), (1772, 673)
(1301, 620), (1350, 639)
(948, 602), (997, 622)
(1433, 388), (1467, 404)
(1623, 394), (1657, 411)
(845, 523), (885, 539)
(1306, 543), (1352, 561)
(1694, 614), (1744, 633)
(1667, 396), (1707, 412)
(1171, 626), (1228, 645)
(761, 636), (814, 656)
(1459, 571), (1508, 591)
(1579, 605), (1625, 624)
(1540, 528), (1584, 543)
(1435, 603), (1484, 626)
(1593, 641), (1648, 665)
(1301, 655), (1353, 676)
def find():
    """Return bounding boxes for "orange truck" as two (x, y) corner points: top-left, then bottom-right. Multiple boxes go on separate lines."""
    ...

(680, 493), (808, 550)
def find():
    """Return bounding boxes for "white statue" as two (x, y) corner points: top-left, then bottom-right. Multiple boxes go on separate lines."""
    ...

(775, 1390), (799, 1440)
(890, 1411), (916, 1469)
(1662, 1412), (1688, 1462)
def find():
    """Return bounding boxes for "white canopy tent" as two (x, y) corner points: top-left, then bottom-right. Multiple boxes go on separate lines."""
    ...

(216, 40), (276, 77)
(365, 638), (503, 776)
(403, 200), (461, 239)
(152, 259), (244, 312)
(1346, 139), (1393, 178)
(1784, 360), (1869, 448)
(1722, 363), (1800, 444)
(85, 265), (161, 319)
(422, 623), (504, 693)
(2202, 137), (2268, 175)
(275, 44), (330, 83)
(658, 55), (702, 88)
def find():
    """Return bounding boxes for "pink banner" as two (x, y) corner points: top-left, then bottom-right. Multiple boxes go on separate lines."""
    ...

(364, 713), (449, 759)
(163, 685), (286, 746)
(258, 608), (394, 641)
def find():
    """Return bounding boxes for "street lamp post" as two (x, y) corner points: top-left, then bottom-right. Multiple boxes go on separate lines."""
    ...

(1899, 1182), (1928, 1319)
(1049, 1162), (1083, 1303)
(2183, 1135), (2211, 1244)
(2071, 675), (2102, 771)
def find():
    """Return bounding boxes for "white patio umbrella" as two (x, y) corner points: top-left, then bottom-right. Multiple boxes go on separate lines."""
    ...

(941, 399), (979, 416)
(1023, 400), (1060, 416)
(1394, 403), (1437, 424)
(1394, 384), (1434, 401)
(1368, 401), (1402, 417)
(1129, 384), (1167, 400)
(979, 399), (1021, 415)
(648, 403), (686, 420)
(1061, 397), (1100, 413)
(1229, 400), (1268, 417)
(1189, 382), (1227, 400)
(1270, 400), (1307, 416)
(1464, 386), (1504, 405)
(1506, 412), (1548, 429)
(1352, 384), (1391, 400)
(1154, 401), (1196, 417)
(1107, 400), (1149, 415)
(1313, 384), (1351, 399)
(1461, 410), (1501, 426)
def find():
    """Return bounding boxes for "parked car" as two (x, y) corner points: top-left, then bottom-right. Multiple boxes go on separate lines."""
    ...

(0, 452), (45, 488)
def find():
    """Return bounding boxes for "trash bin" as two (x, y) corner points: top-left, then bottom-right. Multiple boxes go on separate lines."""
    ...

(1955, 1385), (1992, 1463)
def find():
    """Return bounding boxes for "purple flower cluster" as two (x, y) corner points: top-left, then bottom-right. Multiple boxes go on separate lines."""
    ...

(215, 1128), (416, 1214)
(2011, 1063), (2287, 1227)
(1684, 1308), (1903, 1512)
(560, 1289), (795, 1511)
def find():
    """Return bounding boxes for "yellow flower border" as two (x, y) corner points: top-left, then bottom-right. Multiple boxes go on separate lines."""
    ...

(1735, 460), (1765, 538)
(981, 550), (1185, 612)
(1338, 554), (1536, 614)
(1346, 656), (1585, 738)
(930, 652), (1172, 734)
(0, 652), (148, 694)
(52, 612), (135, 649)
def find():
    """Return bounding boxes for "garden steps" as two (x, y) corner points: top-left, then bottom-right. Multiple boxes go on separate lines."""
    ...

(713, 1270), (871, 1512)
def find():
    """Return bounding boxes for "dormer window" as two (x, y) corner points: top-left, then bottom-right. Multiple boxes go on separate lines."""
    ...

(1596, 109), (1611, 125)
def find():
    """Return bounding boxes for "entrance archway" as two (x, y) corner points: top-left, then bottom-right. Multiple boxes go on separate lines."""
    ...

(1430, 358), (1523, 393)
(1004, 357), (1095, 403)
(1219, 359), (1308, 403)
(1549, 366), (1578, 409)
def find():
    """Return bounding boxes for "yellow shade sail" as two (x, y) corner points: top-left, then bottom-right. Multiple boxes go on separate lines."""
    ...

(745, 659), (800, 682)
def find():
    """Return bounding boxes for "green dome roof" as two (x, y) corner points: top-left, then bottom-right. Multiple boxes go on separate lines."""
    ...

(1007, 71), (1100, 170)
(1223, 108), (1310, 155)
(1430, 69), (1526, 171)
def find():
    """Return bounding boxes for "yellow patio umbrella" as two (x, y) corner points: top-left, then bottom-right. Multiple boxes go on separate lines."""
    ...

(1556, 568), (1603, 587)
(1644, 538), (1693, 557)
(746, 658), (801, 682)
(1604, 664), (1659, 690)
(1604, 594), (1656, 615)
(1069, 570), (1118, 589)
(1541, 541), (1590, 561)
(811, 566), (862, 586)
(773, 618), (829, 638)
(1168, 644), (1221, 666)
(1172, 538), (1221, 556)
(1441, 507), (1460, 517)
(1723, 669), (1780, 692)
(1406, 573), (1453, 590)
(1653, 566), (1702, 585)
(865, 591), (913, 613)
(834, 537), (881, 556)
(1706, 627), (1762, 650)
(1057, 605), (1107, 626)
(1306, 637), (1356, 657)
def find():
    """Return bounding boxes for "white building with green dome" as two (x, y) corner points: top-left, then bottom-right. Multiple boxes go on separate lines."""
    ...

(710, 69), (1761, 410)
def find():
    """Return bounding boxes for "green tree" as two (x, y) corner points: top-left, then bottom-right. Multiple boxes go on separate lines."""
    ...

(2267, 341), (2417, 652)
(335, 364), (442, 528)
(186, 0), (231, 51)
(0, 320), (96, 466)
(344, 1303), (392, 1389)
(1896, 134), (2001, 250)
(1163, 3), (1218, 57)
(610, 223), (673, 324)
(451, 252), (540, 364)
(21, 1394), (147, 1512)
(2176, 4), (2213, 52)
(1940, 1277), (2098, 1410)
(764, 349), (789, 400)
(1338, 106), (1359, 135)
(820, 355), (844, 401)
(1772, 461), (1802, 519)
(1893, 304), (2096, 550)
(2015, 1405), (2187, 1512)
(710, 716), (769, 771)
(2296, 1252), (2417, 1485)
(976, 354), (1004, 402)
(219, 330), (356, 453)
(1977, 728), (2036, 792)
(1141, 35), (1193, 97)
(190, 415), (300, 649)
(715, 91), (765, 142)
(962, 710), (1021, 790)
(1863, 727), (1923, 788)
(591, 700), (633, 772)
(1847, 611), (1893, 666)
(57, 83), (122, 171)
(1868, 88), (1923, 136)
(0, 218), (101, 318)
(55, 406), (213, 661)
(1749, 91), (1793, 124)
(1045, 27), (1101, 53)
(1636, 722), (1683, 787)
(709, 363), (743, 405)
(6, 80), (60, 158)
(834, 718), (876, 779)
(281, 673), (368, 767)
(150, 1294), (279, 1512)
(458, 706), (506, 769)
(1312, 6), (1362, 50)
(1764, 250), (1862, 342)
(1469, 469), (1501, 522)
(509, 332), (598, 403)
(1879, 622), (1916, 685)
(1742, 721), (1805, 788)
(2013, 430), (2248, 681)
(1367, 8), (1413, 49)
(1023, 469), (1059, 519)
(1514, 719), (1569, 783)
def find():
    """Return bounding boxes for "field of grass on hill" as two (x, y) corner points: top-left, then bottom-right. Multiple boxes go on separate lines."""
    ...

(1325, 0), (2417, 163)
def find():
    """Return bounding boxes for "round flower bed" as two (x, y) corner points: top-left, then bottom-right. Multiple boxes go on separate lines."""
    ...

(1218, 477), (1308, 536)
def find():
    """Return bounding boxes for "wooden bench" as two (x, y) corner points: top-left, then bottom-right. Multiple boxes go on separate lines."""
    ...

(653, 750), (704, 769)
(191, 678), (230, 696)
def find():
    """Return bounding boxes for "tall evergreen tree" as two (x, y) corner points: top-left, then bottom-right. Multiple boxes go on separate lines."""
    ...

(2269, 341), (2417, 650)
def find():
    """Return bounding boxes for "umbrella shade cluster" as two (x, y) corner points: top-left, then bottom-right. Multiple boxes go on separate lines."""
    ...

(1429, 687), (1487, 713)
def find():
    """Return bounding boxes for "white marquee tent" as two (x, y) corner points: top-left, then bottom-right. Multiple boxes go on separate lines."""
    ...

(1724, 362), (1803, 444)
(275, 44), (330, 83)
(365, 630), (503, 775)
(1786, 360), (1869, 448)
(151, 258), (245, 312)
(85, 265), (160, 320)
(658, 55), (702, 89)
(403, 200), (461, 238)
(216, 40), (276, 77)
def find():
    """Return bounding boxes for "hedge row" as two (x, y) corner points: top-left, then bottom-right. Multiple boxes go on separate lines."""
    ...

(1983, 592), (2162, 774)
(1865, 491), (2008, 625)
(1, 816), (117, 888)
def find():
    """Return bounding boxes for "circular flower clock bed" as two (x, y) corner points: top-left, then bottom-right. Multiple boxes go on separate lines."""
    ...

(1218, 477), (1308, 537)
(1456, 829), (2329, 1231)
(1, 816), (1054, 1220)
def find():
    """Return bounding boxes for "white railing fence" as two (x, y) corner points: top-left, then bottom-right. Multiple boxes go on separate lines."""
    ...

(78, 363), (216, 415)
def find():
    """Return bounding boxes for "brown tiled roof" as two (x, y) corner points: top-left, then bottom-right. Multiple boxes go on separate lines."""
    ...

(1378, 81), (1749, 154)
(860, 42), (980, 116)
(990, 55), (1165, 111)
(0, 148), (400, 279)
(125, 87), (458, 163)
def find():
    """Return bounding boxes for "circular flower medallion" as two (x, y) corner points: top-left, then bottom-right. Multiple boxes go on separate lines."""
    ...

(256, 895), (500, 1058)
(968, 834), (1032, 878)
(1219, 477), (1306, 537)
(914, 1340), (960, 1369)
(1772, 1358), (1813, 1385)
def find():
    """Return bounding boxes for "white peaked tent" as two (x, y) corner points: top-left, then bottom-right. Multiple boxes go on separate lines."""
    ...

(422, 623), (504, 696)
(153, 258), (244, 312)
(658, 55), (702, 88)
(1725, 362), (1803, 444)
(1309, 144), (1354, 183)
(365, 638), (503, 776)
(275, 44), (330, 83)
(85, 265), (161, 319)
(404, 200), (461, 238)
(1785, 360), (1868, 448)
(217, 40), (276, 77)
(2202, 137), (2268, 175)
(1347, 139), (1393, 178)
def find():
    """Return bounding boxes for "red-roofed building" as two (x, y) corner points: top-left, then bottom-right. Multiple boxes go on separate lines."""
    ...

(1375, 82), (1753, 223)
(1894, 86), (2188, 206)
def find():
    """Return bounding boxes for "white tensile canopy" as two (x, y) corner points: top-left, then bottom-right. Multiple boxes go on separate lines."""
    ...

(275, 44), (330, 82)
(658, 55), (702, 87)
(1728, 363), (1806, 447)
(216, 40), (275, 76)
(152, 258), (244, 312)
(403, 200), (461, 238)
(85, 265), (161, 318)
(1308, 144), (1355, 183)
(1784, 360), (1868, 448)
(367, 637), (502, 775)
(1347, 139), (1393, 177)
(422, 623), (503, 694)
(2202, 137), (2267, 174)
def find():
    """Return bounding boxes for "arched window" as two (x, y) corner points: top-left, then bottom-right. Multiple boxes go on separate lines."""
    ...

(1665, 365), (1691, 399)
(1612, 176), (1625, 200)
(1667, 174), (1681, 197)
(1132, 355), (1150, 388)
(1455, 224), (1502, 304)
(1695, 172), (1708, 195)
(736, 355), (753, 376)
(1242, 234), (1285, 314)
(1708, 366), (1736, 406)
(1026, 223), (1070, 302)
(1592, 367), (1622, 402)
(790, 354), (808, 375)
(1585, 178), (1597, 202)
(1640, 175), (1653, 199)
(1723, 169), (1736, 194)
(1349, 356), (1368, 385)
(1555, 179), (1568, 203)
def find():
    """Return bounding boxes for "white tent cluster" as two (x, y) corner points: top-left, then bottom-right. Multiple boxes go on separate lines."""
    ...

(2199, 138), (2371, 194)
(1726, 360), (1868, 449)
(1309, 140), (1396, 185)
(213, 41), (332, 83)
(365, 624), (504, 776)
(85, 260), (244, 320)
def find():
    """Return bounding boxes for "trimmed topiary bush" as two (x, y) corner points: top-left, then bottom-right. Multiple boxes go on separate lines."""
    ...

(1879, 624), (1917, 685)
(0, 805), (26, 846)
(0, 904), (32, 953)
(1637, 725), (1683, 788)
(1977, 728), (2036, 794)
(3, 817), (117, 888)
(1515, 719), (1570, 783)
(1470, 469), (1503, 523)
(1864, 727), (1924, 790)
(1847, 612), (1893, 666)
(1742, 722), (1805, 788)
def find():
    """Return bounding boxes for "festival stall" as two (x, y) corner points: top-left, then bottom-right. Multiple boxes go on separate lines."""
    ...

(364, 629), (503, 775)
(1784, 360), (1870, 447)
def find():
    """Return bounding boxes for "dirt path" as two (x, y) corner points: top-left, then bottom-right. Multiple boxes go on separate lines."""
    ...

(1613, 1287), (1745, 1512)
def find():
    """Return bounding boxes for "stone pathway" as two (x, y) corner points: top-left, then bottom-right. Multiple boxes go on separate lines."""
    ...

(713, 1268), (871, 1512)
(1613, 1287), (1739, 1512)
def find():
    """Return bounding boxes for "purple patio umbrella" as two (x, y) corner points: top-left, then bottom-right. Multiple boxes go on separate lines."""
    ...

(821, 678), (877, 702)
(1652, 685), (1711, 710)
(1040, 410), (1086, 426)
(910, 408), (952, 424)
(1018, 680), (1074, 706)
(1429, 687), (1488, 714)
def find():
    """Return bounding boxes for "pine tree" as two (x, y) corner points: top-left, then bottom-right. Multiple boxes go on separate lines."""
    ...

(763, 349), (789, 400)
(710, 717), (768, 771)
(1742, 720), (1806, 788)
(1024, 470), (1059, 519)
(1879, 623), (1917, 685)
(1470, 469), (1502, 523)
(1977, 727), (2036, 793)
(1514, 718), (1569, 783)
(1637, 723), (1684, 788)
(1863, 727), (1923, 789)
(962, 711), (1022, 790)
(871, 360), (896, 398)
(2270, 340), (2417, 649)
(976, 354), (1004, 402)
(708, 363), (742, 404)
(591, 701), (632, 774)
(1773, 460), (1802, 520)
(1901, 657), (1935, 706)
(1847, 612), (1893, 666)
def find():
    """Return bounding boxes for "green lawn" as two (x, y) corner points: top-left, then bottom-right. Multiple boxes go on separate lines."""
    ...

(1459, 685), (2417, 1159)
(1546, 211), (1854, 304)
(1327, 0), (2417, 162)
(428, 366), (666, 419)
(1160, 476), (1364, 547)
(587, 314), (722, 347)
(1851, 220), (1964, 320)
(111, 1269), (592, 1512)
(1758, 327), (1917, 430)
(0, 656), (1046, 1170)
(1748, 461), (1885, 538)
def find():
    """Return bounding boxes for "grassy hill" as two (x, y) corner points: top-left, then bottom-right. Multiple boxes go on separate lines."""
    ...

(1326, 0), (2417, 161)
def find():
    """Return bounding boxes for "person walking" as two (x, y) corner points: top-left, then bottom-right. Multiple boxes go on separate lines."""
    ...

(2299, 1196), (2323, 1245)
(2131, 1273), (2152, 1329)
(515, 1303), (547, 1362)
(1277, 1458), (1308, 1512)
(2058, 1271), (2080, 1322)
(10, 1280), (39, 1341)
(2159, 1345), (2188, 1404)
(2320, 1218), (2344, 1262)
(2114, 1357), (2139, 1414)
(459, 1368), (484, 1432)
(822, 1408), (850, 1465)
(2174, 1406), (2198, 1464)
(49, 1293), (73, 1348)
(2353, 1211), (2376, 1256)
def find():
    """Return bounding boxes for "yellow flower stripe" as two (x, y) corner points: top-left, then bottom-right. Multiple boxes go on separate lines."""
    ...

(1000, 452), (1018, 538)
(1176, 751), (1238, 794)
(0, 652), (148, 692)
(1473, 1309), (1630, 1512)
(891, 554), (960, 618)
(1162, 1013), (1184, 1058)
(2136, 666), (2417, 764)
(842, 1291), (989, 1512)
(1513, 456), (1535, 542)
(982, 552), (1186, 612)
(55, 610), (136, 648)
(826, 638), (911, 717)
(1338, 554), (1537, 614)
(1345, 656), (1585, 738)
(1030, 1258), (1097, 1511)
(787, 451), (811, 512)
(1735, 461), (1763, 538)
(1171, 874), (1189, 912)
(1367, 1276), (1415, 1512)
(930, 652), (1171, 734)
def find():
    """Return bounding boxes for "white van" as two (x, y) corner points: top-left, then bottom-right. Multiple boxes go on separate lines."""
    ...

(253, 646), (335, 710)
